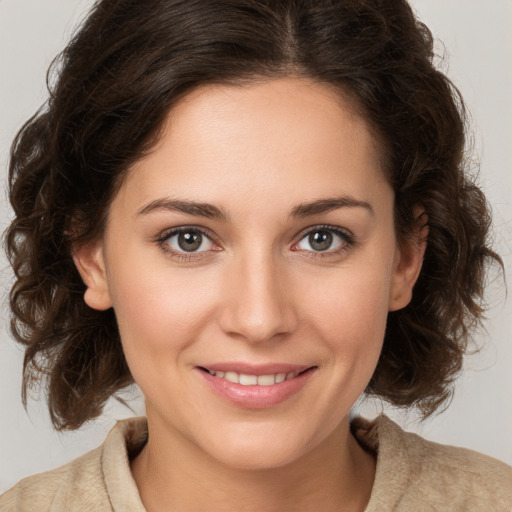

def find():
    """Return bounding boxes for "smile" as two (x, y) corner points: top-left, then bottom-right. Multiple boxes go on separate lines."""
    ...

(198, 365), (316, 408)
(203, 369), (299, 386)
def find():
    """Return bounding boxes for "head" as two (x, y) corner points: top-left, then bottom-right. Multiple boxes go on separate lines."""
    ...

(6, 0), (498, 433)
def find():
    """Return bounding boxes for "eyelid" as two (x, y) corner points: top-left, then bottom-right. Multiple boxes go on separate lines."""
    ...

(156, 225), (220, 243)
(294, 224), (354, 243)
(155, 225), (222, 260)
(291, 224), (356, 255)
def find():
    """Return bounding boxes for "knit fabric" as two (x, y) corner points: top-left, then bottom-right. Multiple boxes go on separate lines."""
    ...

(1, 415), (511, 511)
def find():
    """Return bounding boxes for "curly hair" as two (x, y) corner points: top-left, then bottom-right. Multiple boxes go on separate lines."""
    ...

(5, 0), (501, 430)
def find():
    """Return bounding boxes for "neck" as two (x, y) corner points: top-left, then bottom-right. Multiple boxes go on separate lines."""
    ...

(131, 415), (375, 512)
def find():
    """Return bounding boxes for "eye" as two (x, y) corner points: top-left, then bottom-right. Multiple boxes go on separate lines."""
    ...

(293, 226), (353, 253)
(161, 228), (216, 254)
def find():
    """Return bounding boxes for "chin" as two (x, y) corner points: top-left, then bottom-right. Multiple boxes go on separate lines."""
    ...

(210, 443), (304, 471)
(199, 422), (325, 471)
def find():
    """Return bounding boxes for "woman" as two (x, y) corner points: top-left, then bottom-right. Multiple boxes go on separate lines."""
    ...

(1, 0), (510, 510)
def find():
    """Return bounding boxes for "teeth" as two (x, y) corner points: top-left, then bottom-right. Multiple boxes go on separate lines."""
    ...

(207, 370), (299, 385)
(239, 374), (258, 385)
(257, 374), (275, 386)
(224, 371), (239, 383)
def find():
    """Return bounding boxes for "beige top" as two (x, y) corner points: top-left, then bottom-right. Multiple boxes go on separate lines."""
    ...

(1, 415), (511, 511)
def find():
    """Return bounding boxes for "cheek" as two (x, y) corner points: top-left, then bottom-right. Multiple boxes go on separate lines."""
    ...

(108, 269), (224, 408)
(305, 258), (393, 338)
(104, 241), (220, 365)
(298, 250), (394, 378)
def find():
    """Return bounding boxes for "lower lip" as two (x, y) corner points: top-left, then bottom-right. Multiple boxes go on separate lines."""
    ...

(198, 369), (315, 409)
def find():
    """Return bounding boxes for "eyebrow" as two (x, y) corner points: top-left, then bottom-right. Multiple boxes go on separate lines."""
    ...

(290, 196), (374, 218)
(137, 195), (374, 220)
(137, 199), (229, 221)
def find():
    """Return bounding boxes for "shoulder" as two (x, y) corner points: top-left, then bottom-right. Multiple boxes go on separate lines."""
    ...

(353, 415), (512, 511)
(0, 417), (147, 512)
(0, 445), (105, 512)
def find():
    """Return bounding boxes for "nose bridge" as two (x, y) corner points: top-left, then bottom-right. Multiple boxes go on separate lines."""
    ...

(219, 247), (296, 343)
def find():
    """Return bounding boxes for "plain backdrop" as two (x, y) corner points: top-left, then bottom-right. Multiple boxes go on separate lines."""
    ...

(0, 0), (511, 493)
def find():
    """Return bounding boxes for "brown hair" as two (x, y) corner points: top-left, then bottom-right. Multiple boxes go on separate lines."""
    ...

(5, 0), (501, 429)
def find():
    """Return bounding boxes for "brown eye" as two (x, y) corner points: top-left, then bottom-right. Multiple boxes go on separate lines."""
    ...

(164, 229), (214, 253)
(308, 231), (333, 251)
(294, 226), (352, 254)
(178, 231), (203, 251)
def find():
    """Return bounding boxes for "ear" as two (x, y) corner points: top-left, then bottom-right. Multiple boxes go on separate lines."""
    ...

(72, 241), (112, 311)
(388, 208), (428, 312)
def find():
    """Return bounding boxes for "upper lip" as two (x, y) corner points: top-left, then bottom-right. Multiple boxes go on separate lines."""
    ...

(197, 362), (314, 376)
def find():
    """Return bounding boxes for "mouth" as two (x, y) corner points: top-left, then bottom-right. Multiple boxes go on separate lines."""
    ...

(196, 364), (316, 408)
(198, 366), (315, 386)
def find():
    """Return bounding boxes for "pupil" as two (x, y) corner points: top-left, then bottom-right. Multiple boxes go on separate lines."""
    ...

(178, 231), (202, 252)
(309, 231), (332, 251)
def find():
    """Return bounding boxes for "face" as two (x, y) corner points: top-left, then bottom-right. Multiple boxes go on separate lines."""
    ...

(77, 78), (422, 470)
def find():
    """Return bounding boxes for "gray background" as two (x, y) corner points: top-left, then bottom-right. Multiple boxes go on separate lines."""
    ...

(1, 0), (511, 493)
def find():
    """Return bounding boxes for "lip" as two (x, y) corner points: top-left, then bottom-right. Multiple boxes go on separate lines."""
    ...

(200, 362), (311, 376)
(196, 363), (316, 409)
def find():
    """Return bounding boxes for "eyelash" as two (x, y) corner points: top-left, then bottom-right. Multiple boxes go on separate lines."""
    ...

(155, 226), (220, 262)
(155, 224), (356, 262)
(292, 224), (356, 259)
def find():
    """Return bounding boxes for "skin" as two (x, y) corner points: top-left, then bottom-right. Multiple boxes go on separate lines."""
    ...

(75, 77), (426, 511)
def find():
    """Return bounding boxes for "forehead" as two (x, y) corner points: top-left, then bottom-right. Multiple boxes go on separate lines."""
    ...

(117, 77), (390, 215)
(160, 77), (381, 166)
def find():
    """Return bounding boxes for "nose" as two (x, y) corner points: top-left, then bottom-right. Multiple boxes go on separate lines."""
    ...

(218, 251), (297, 344)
